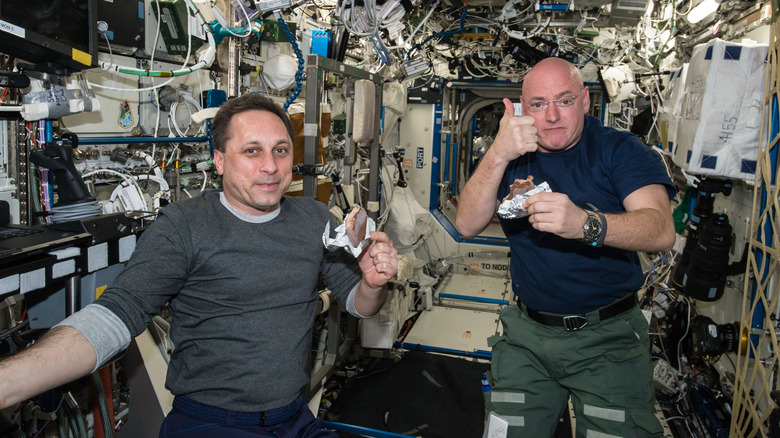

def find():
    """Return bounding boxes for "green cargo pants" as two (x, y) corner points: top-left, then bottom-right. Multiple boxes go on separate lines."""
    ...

(484, 300), (664, 438)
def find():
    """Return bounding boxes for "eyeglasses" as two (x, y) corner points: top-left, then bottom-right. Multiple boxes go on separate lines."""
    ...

(524, 87), (585, 113)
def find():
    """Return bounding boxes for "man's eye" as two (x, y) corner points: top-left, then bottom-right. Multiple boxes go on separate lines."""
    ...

(275, 147), (289, 154)
(529, 102), (544, 109)
(245, 148), (257, 154)
(558, 99), (573, 106)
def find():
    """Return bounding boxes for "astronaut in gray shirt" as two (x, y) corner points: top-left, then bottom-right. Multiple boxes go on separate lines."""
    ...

(0, 94), (398, 437)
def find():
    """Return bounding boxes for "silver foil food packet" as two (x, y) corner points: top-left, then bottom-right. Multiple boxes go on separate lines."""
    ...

(496, 181), (552, 219)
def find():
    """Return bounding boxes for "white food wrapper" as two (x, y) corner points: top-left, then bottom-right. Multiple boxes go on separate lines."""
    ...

(496, 181), (552, 219)
(322, 217), (377, 257)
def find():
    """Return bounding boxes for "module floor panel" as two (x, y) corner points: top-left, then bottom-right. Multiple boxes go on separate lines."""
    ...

(326, 350), (490, 438)
(436, 272), (509, 301)
(403, 306), (501, 354)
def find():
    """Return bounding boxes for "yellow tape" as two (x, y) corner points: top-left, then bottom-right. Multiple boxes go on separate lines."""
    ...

(72, 48), (92, 66)
(95, 285), (107, 300)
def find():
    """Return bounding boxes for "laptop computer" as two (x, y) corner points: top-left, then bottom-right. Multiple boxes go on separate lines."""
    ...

(0, 223), (93, 266)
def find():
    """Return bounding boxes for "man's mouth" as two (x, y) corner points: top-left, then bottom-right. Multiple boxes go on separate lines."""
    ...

(543, 127), (566, 135)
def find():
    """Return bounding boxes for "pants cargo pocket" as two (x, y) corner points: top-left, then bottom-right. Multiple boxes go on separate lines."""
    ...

(601, 346), (653, 406)
(628, 407), (665, 437)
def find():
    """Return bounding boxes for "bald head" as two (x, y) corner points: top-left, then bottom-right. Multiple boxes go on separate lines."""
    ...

(522, 58), (583, 99)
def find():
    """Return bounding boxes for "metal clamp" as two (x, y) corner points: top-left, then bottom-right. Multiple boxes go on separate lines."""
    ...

(563, 315), (588, 331)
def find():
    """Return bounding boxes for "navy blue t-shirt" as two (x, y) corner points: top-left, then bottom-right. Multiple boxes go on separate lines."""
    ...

(497, 115), (675, 314)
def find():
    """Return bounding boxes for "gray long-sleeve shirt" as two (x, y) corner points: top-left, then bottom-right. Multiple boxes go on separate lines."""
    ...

(67, 190), (362, 412)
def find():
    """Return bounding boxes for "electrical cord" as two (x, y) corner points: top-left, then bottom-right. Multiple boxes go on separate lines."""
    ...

(28, 395), (66, 438)
(220, 2), (254, 38)
(150, 1), (167, 139)
(676, 295), (692, 369)
(0, 319), (29, 342)
(503, 14), (552, 41)
(135, 174), (170, 210)
(406, 4), (467, 60)
(83, 169), (148, 212)
(201, 170), (209, 193)
(135, 150), (165, 180)
(402, 0), (442, 49)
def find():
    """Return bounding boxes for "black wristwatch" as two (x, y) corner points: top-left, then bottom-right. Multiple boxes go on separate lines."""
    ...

(581, 209), (603, 247)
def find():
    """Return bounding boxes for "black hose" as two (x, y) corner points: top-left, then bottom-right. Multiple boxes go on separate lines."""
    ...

(64, 397), (87, 438)
(68, 409), (80, 438)
(0, 409), (28, 438)
(57, 406), (68, 438)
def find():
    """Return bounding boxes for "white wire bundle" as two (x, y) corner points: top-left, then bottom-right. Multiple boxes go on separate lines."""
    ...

(82, 169), (149, 213)
(168, 94), (205, 137)
(500, 0), (551, 41)
(337, 0), (406, 39)
(49, 201), (104, 223)
(396, 0), (440, 50)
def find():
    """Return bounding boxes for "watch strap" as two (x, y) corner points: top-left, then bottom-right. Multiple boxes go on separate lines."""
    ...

(593, 210), (606, 247)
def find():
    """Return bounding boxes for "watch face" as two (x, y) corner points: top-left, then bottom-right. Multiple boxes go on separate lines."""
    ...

(583, 211), (602, 242)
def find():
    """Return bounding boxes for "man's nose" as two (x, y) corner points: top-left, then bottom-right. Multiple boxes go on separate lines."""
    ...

(545, 103), (560, 122)
(258, 153), (278, 173)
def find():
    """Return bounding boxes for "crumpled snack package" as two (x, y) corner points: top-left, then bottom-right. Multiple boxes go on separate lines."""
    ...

(497, 181), (552, 219)
(322, 207), (377, 257)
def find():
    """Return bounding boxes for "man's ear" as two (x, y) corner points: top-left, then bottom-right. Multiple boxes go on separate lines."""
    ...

(214, 150), (224, 175)
(581, 86), (591, 110)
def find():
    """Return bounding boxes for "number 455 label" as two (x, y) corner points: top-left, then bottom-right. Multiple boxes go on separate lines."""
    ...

(719, 115), (737, 143)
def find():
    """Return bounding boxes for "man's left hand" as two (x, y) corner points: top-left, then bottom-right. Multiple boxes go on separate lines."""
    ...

(524, 192), (588, 240)
(358, 231), (398, 288)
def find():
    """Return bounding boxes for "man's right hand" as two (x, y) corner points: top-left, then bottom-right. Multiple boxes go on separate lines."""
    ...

(455, 97), (539, 237)
(489, 98), (538, 163)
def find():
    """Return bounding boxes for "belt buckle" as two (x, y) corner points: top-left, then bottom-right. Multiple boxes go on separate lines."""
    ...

(563, 315), (588, 331)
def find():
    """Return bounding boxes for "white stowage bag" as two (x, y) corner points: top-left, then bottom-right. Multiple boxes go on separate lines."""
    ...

(676, 38), (768, 182)
(382, 80), (407, 115)
(658, 64), (688, 166)
(383, 186), (433, 251)
(261, 54), (298, 91)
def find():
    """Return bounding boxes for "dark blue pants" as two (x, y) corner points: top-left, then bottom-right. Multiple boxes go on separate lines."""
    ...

(159, 402), (339, 437)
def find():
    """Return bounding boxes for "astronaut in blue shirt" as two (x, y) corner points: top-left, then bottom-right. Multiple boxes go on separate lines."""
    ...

(457, 57), (675, 438)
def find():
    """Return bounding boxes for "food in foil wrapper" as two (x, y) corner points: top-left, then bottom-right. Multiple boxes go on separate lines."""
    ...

(497, 179), (552, 219)
(322, 205), (376, 257)
(345, 205), (368, 247)
(505, 176), (535, 201)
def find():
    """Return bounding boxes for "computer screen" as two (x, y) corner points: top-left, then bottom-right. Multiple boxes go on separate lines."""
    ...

(0, 0), (98, 74)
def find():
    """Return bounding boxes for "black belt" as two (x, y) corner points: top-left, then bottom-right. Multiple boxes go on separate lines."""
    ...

(172, 394), (304, 427)
(520, 293), (637, 332)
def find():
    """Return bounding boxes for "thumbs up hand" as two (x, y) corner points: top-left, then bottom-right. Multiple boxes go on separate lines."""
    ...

(489, 98), (538, 163)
